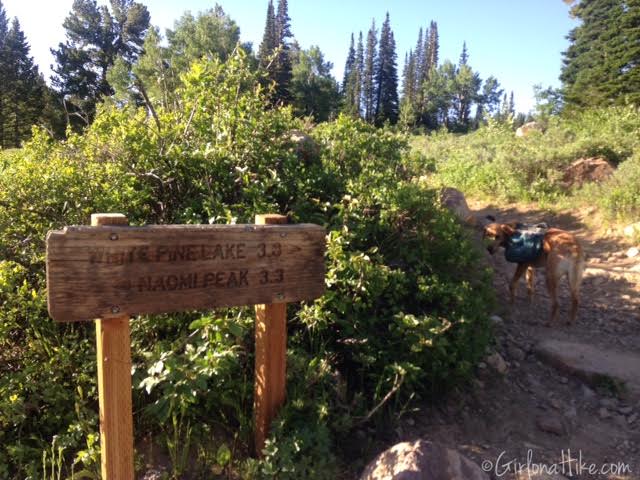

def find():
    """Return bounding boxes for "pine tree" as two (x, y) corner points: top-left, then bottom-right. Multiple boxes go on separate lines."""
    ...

(273, 0), (293, 103)
(402, 49), (416, 105)
(399, 48), (417, 129)
(275, 0), (292, 46)
(414, 20), (439, 127)
(452, 43), (481, 130)
(561, 0), (640, 107)
(0, 0), (8, 146)
(427, 21), (439, 71)
(509, 91), (515, 116)
(412, 26), (427, 118)
(413, 27), (424, 89)
(342, 33), (355, 93)
(499, 92), (508, 121)
(0, 14), (51, 147)
(0, 1), (62, 143)
(0, 0), (6, 39)
(4, 18), (43, 147)
(362, 19), (378, 123)
(420, 26), (431, 83)
(51, 0), (150, 127)
(354, 31), (364, 117)
(342, 32), (361, 116)
(459, 41), (468, 66)
(375, 13), (398, 125)
(258, 0), (277, 68)
(499, 91), (515, 121)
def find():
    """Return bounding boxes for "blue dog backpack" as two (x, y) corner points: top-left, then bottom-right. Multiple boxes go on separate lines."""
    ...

(504, 223), (547, 263)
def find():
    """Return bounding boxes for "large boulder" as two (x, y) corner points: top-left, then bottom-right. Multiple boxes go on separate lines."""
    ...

(360, 440), (489, 480)
(562, 157), (615, 188)
(439, 187), (476, 226)
(535, 339), (640, 399)
(623, 222), (640, 239)
(515, 121), (543, 137)
(287, 129), (319, 164)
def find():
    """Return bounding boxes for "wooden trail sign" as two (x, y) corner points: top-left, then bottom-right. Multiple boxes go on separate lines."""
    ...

(47, 222), (325, 322)
(45, 213), (326, 478)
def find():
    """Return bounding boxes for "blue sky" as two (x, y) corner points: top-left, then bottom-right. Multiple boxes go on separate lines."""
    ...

(3, 0), (578, 113)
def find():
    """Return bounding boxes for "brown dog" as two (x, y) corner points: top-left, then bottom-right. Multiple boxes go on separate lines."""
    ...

(483, 217), (585, 325)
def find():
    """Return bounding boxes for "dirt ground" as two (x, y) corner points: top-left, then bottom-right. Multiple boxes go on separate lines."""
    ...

(380, 201), (640, 480)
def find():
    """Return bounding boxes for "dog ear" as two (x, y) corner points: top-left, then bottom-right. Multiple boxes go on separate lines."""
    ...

(478, 214), (496, 231)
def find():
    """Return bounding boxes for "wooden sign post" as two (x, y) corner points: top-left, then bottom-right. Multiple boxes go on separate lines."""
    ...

(46, 214), (325, 478)
(92, 213), (134, 480)
(253, 214), (288, 456)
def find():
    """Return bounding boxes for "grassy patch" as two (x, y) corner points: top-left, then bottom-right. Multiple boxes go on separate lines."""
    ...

(411, 107), (640, 222)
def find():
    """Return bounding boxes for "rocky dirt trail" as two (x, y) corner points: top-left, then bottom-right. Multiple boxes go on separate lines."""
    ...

(394, 201), (640, 480)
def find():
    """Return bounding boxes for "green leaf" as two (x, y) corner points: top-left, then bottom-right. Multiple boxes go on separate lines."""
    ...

(216, 443), (231, 467)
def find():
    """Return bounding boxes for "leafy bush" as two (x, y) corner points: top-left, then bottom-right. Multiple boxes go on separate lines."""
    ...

(0, 50), (493, 478)
(596, 152), (640, 219)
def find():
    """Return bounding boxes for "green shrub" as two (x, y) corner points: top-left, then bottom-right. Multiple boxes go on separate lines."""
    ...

(0, 50), (494, 478)
(298, 182), (492, 405)
(598, 152), (640, 219)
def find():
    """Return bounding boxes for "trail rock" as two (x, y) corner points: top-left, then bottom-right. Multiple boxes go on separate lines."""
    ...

(549, 398), (563, 410)
(515, 121), (543, 137)
(440, 187), (477, 226)
(599, 407), (612, 419)
(486, 353), (508, 375)
(535, 340), (640, 399)
(536, 415), (565, 436)
(508, 345), (527, 362)
(582, 385), (596, 398)
(613, 414), (628, 428)
(627, 247), (639, 258)
(288, 130), (319, 164)
(562, 157), (615, 188)
(359, 440), (489, 480)
(141, 469), (168, 480)
(623, 222), (640, 238)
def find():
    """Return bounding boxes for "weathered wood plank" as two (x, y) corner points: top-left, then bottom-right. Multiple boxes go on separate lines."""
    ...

(46, 224), (325, 322)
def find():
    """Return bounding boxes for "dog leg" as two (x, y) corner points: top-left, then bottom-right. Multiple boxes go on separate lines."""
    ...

(525, 266), (535, 303)
(545, 271), (559, 326)
(510, 263), (528, 304)
(567, 258), (585, 325)
(568, 290), (579, 325)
